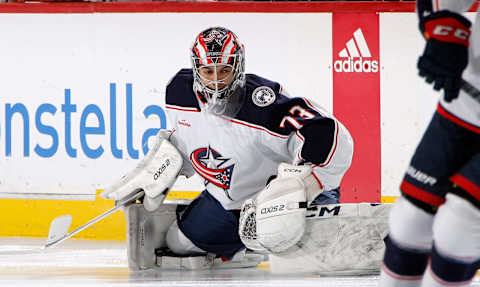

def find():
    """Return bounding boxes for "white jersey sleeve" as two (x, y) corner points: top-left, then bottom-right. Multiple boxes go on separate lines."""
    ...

(260, 96), (354, 192)
(429, 0), (475, 13)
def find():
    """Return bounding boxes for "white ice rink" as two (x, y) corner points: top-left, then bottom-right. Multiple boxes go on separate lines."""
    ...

(0, 237), (479, 287)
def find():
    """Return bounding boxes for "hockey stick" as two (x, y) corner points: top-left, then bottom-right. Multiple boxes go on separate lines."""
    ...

(44, 189), (145, 249)
(0, 192), (142, 256)
(461, 79), (480, 103)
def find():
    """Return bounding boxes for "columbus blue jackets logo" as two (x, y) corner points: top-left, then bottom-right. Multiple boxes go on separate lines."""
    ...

(190, 146), (235, 199)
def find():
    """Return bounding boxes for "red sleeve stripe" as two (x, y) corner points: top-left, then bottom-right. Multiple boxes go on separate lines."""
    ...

(303, 98), (327, 117)
(437, 104), (480, 134)
(228, 118), (289, 139)
(295, 130), (306, 162)
(165, 104), (200, 112)
(295, 97), (340, 167)
(450, 174), (480, 202)
(295, 130), (305, 142)
(400, 180), (446, 207)
(311, 172), (324, 189)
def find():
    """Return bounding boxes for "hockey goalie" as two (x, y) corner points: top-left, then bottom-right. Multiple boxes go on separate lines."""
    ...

(101, 26), (391, 274)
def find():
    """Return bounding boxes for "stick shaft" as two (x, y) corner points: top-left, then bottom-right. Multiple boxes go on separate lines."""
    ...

(44, 190), (145, 248)
(461, 79), (480, 103)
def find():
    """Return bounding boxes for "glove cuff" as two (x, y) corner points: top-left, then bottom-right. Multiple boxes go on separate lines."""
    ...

(421, 10), (471, 47)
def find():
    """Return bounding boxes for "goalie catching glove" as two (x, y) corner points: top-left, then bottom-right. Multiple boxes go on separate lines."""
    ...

(239, 163), (323, 253)
(100, 131), (183, 211)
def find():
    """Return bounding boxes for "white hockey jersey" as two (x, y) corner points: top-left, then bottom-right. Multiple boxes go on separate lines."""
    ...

(428, 0), (480, 131)
(165, 69), (353, 210)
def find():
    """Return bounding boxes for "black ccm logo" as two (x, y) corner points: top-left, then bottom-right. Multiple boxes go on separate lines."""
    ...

(153, 159), (170, 180)
(306, 205), (341, 218)
(260, 204), (286, 215)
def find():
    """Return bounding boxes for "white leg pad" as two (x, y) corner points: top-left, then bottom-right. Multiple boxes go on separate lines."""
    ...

(269, 203), (391, 275)
(125, 203), (176, 270)
(433, 193), (480, 261)
(388, 197), (434, 251)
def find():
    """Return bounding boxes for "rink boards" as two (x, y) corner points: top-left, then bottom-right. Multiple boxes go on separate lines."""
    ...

(0, 2), (476, 239)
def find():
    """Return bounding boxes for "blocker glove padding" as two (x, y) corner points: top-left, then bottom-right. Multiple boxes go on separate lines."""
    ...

(100, 133), (183, 212)
(417, 10), (471, 102)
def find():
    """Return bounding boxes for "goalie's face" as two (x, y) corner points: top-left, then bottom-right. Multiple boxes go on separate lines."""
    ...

(197, 64), (235, 91)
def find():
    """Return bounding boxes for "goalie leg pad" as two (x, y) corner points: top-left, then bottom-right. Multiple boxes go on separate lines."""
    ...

(125, 203), (176, 270)
(269, 203), (391, 275)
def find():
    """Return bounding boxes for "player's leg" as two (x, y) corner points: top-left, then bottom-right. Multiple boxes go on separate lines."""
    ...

(379, 113), (473, 287)
(162, 190), (264, 269)
(169, 190), (244, 259)
(421, 153), (480, 287)
(380, 196), (435, 286)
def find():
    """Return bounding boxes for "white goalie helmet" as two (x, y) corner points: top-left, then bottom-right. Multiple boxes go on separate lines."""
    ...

(191, 27), (246, 117)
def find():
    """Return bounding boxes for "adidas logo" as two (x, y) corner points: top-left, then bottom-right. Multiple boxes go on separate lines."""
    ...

(334, 28), (378, 73)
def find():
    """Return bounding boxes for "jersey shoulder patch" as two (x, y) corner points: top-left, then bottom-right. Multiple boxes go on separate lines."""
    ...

(251, 86), (276, 107)
(165, 69), (200, 109)
(235, 74), (294, 135)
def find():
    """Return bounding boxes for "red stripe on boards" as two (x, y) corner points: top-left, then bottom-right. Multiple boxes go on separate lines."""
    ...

(0, 2), (416, 14)
(332, 13), (381, 203)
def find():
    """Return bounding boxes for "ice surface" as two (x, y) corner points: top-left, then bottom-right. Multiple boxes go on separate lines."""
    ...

(0, 237), (478, 287)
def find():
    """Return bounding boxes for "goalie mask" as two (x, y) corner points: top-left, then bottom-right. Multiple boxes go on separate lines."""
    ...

(191, 27), (246, 117)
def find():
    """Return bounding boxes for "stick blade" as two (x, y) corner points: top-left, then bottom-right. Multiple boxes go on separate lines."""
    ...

(46, 215), (72, 247)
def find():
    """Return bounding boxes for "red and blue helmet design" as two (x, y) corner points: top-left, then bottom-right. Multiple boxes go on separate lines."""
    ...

(191, 27), (246, 117)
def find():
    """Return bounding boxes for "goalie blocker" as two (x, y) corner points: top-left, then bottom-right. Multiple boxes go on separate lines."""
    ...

(100, 131), (184, 211)
(239, 163), (391, 275)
